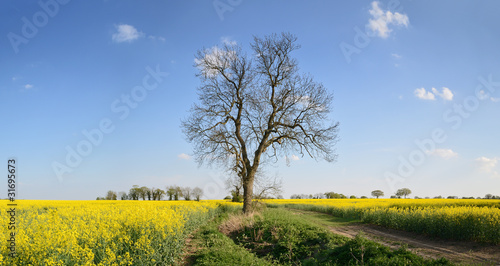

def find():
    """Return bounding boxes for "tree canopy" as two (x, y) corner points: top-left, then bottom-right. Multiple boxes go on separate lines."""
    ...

(183, 32), (339, 212)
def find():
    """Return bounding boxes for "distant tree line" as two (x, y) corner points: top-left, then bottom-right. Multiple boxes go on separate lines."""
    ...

(288, 189), (500, 200)
(290, 192), (369, 199)
(97, 185), (203, 201)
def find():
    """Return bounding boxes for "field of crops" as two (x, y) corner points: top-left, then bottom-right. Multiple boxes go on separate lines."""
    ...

(0, 200), (240, 265)
(265, 199), (500, 244)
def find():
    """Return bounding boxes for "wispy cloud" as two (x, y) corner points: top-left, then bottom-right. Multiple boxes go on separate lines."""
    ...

(221, 36), (237, 46)
(148, 35), (166, 42)
(426, 148), (458, 159)
(24, 84), (33, 89)
(478, 89), (500, 102)
(475, 156), (499, 177)
(367, 1), (409, 38)
(112, 24), (143, 43)
(391, 53), (402, 59)
(414, 87), (453, 101)
(178, 153), (191, 160)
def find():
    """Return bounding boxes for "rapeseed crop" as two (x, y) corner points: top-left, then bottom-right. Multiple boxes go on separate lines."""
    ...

(0, 200), (240, 265)
(266, 199), (500, 244)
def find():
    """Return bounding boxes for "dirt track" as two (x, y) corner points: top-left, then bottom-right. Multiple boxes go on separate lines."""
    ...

(329, 221), (500, 265)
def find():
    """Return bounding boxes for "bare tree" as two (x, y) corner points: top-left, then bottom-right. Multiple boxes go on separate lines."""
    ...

(182, 32), (338, 212)
(118, 191), (128, 200)
(253, 174), (283, 199)
(192, 187), (203, 201)
(182, 187), (192, 200)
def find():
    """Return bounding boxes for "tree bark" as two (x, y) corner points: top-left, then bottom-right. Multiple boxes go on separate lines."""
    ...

(242, 171), (255, 213)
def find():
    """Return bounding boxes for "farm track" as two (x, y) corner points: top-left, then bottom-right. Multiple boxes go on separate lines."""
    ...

(291, 209), (500, 265)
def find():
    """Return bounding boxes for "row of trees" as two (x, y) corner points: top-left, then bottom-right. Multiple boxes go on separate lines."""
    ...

(291, 192), (368, 199)
(289, 189), (402, 199)
(97, 185), (204, 201)
(291, 189), (499, 200)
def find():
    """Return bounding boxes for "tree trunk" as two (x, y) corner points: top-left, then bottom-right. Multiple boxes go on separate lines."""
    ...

(242, 172), (255, 213)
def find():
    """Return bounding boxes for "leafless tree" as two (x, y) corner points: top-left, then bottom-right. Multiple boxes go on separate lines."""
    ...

(182, 187), (192, 200)
(182, 32), (339, 212)
(192, 187), (203, 201)
(118, 191), (128, 200)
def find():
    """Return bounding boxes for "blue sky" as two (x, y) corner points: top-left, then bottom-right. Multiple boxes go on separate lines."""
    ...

(1, 0), (499, 200)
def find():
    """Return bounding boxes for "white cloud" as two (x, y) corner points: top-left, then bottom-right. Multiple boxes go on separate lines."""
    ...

(414, 88), (435, 100)
(367, 1), (409, 38)
(178, 153), (191, 160)
(221, 36), (237, 46)
(478, 89), (489, 100)
(148, 35), (166, 42)
(414, 87), (453, 101)
(426, 149), (458, 159)
(477, 89), (500, 102)
(24, 84), (33, 89)
(285, 155), (300, 162)
(475, 157), (499, 177)
(112, 24), (143, 43)
(432, 87), (453, 101)
(391, 53), (402, 59)
(194, 46), (237, 78)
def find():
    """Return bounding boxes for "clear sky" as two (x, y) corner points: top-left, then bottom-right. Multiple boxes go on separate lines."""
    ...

(1, 0), (499, 200)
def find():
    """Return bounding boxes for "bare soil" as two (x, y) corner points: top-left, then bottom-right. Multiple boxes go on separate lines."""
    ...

(179, 231), (202, 266)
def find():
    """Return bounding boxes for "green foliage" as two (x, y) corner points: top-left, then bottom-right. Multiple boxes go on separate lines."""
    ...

(224, 208), (450, 265)
(191, 210), (271, 266)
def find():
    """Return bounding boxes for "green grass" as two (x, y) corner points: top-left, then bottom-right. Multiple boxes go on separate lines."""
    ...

(188, 210), (272, 266)
(188, 207), (452, 265)
(286, 208), (360, 228)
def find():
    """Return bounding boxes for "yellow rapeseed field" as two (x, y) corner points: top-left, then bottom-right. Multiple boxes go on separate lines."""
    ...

(265, 199), (500, 244)
(0, 200), (241, 265)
